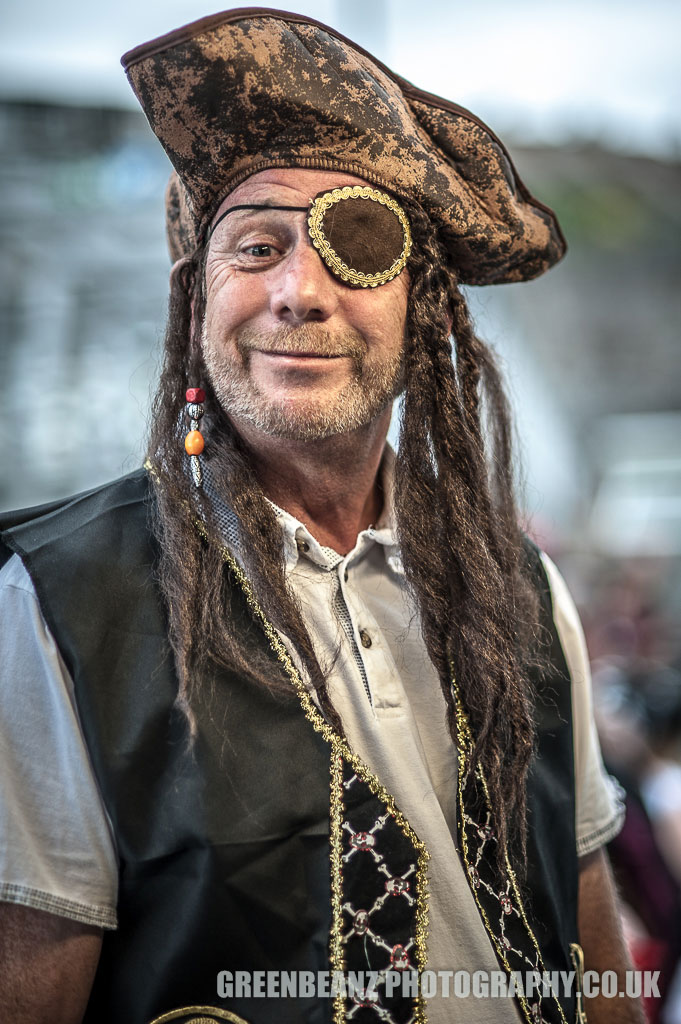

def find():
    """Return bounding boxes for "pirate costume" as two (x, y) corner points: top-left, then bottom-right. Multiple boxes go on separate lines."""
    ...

(0, 9), (622, 1024)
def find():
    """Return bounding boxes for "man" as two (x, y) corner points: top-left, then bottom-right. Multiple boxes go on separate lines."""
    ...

(0, 9), (642, 1024)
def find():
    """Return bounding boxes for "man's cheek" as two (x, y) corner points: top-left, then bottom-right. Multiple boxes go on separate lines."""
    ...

(204, 257), (239, 292)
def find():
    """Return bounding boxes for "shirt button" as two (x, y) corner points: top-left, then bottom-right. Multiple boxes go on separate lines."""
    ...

(296, 538), (310, 553)
(359, 629), (372, 649)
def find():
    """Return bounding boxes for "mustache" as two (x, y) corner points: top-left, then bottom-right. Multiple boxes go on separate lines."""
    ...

(235, 324), (366, 361)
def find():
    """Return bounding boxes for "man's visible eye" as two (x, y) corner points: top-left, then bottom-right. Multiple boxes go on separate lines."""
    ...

(231, 231), (288, 268)
(245, 244), (273, 258)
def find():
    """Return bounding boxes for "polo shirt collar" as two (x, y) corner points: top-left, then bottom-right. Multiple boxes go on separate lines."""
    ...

(200, 443), (404, 577)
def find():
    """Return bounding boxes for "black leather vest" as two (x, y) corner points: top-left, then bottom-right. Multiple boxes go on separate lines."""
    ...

(1, 470), (580, 1024)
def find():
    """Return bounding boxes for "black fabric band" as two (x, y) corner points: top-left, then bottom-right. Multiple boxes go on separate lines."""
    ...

(208, 203), (309, 238)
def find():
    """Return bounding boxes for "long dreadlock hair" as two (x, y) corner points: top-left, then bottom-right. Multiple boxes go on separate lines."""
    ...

(147, 199), (543, 868)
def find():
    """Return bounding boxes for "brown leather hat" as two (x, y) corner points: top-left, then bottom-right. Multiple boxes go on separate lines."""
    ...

(122, 7), (566, 285)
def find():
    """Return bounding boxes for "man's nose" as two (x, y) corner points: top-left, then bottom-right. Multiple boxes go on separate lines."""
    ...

(269, 241), (339, 323)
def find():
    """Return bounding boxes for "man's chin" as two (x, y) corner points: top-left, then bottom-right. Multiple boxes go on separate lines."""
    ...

(225, 396), (390, 442)
(234, 408), (362, 442)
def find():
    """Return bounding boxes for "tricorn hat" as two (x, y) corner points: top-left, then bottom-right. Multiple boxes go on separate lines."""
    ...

(122, 7), (566, 285)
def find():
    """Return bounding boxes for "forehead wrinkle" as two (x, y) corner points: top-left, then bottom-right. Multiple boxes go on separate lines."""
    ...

(219, 184), (311, 216)
(222, 206), (306, 227)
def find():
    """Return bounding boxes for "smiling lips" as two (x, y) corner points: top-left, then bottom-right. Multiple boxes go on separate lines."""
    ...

(236, 324), (366, 365)
(257, 350), (347, 359)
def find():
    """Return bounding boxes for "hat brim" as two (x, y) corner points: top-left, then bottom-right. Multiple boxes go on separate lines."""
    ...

(122, 7), (566, 285)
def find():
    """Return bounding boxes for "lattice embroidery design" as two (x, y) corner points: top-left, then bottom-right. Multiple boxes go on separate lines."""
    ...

(339, 762), (422, 1023)
(454, 683), (569, 1024)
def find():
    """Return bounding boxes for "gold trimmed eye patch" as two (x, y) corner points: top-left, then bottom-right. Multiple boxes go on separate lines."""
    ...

(308, 186), (411, 287)
(208, 186), (411, 288)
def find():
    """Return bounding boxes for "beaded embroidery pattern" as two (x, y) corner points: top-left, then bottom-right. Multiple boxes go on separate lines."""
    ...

(340, 765), (422, 1022)
(453, 680), (569, 1024)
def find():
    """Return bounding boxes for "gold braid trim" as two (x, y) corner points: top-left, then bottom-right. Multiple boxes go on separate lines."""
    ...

(329, 750), (346, 1024)
(144, 461), (428, 1018)
(452, 673), (568, 1024)
(192, 514), (430, 1022)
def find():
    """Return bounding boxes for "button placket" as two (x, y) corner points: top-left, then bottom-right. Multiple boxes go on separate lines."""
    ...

(345, 546), (410, 712)
(334, 556), (375, 706)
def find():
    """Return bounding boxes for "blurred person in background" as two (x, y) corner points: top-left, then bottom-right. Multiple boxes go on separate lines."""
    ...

(594, 654), (681, 1023)
(0, 8), (643, 1024)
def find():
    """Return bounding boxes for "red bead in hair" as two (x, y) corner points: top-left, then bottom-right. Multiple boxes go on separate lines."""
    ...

(186, 387), (206, 403)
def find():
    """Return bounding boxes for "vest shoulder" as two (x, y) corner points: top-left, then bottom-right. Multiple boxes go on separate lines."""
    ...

(520, 533), (556, 618)
(1, 469), (154, 569)
(521, 535), (573, 721)
(521, 532), (548, 580)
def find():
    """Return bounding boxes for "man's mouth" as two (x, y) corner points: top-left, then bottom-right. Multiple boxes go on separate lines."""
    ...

(236, 324), (366, 364)
(256, 349), (346, 358)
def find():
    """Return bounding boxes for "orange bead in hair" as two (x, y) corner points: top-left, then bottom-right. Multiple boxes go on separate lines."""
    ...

(184, 430), (204, 455)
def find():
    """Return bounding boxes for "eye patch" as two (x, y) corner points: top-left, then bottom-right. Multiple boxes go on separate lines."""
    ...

(307, 186), (411, 288)
(208, 186), (411, 288)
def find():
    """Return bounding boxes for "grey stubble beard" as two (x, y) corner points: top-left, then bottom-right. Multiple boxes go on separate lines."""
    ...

(201, 321), (405, 441)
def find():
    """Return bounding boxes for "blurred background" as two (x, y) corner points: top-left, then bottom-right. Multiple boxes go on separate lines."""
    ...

(1, 1), (680, 1018)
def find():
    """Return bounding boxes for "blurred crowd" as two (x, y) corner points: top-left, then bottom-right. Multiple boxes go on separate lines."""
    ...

(582, 560), (681, 1023)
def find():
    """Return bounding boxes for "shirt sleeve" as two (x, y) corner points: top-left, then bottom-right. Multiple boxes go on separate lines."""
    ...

(540, 553), (626, 856)
(0, 554), (119, 928)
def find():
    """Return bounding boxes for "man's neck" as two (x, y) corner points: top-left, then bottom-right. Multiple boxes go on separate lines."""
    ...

(232, 407), (392, 555)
